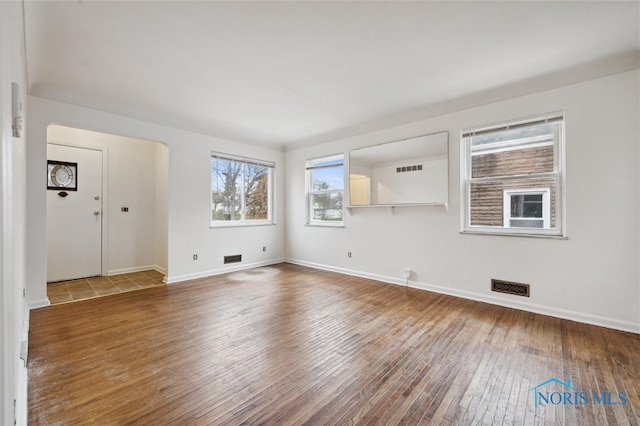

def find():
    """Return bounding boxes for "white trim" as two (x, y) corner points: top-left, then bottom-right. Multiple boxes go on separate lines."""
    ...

(304, 153), (344, 170)
(107, 264), (165, 276)
(211, 151), (275, 169)
(305, 154), (345, 226)
(47, 141), (109, 276)
(461, 110), (564, 137)
(461, 230), (568, 240)
(305, 222), (345, 228)
(460, 132), (470, 234)
(164, 258), (286, 284)
(503, 187), (550, 229)
(469, 171), (558, 184)
(470, 135), (553, 156)
(27, 298), (50, 310)
(461, 113), (565, 237)
(101, 148), (109, 277)
(15, 360), (26, 426)
(556, 119), (567, 237)
(210, 220), (275, 229)
(285, 259), (639, 334)
(211, 157), (275, 227)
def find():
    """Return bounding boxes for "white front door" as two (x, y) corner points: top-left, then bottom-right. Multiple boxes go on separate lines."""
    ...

(47, 144), (103, 282)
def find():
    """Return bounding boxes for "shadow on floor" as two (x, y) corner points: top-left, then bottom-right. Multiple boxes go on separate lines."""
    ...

(47, 270), (165, 304)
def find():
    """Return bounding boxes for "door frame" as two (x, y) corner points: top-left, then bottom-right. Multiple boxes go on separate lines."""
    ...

(47, 141), (109, 277)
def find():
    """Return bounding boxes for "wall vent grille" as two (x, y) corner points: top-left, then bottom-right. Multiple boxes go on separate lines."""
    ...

(491, 279), (530, 297)
(224, 254), (242, 264)
(396, 164), (423, 173)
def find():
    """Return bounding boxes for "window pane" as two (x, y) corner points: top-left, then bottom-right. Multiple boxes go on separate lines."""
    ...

(510, 219), (544, 228)
(472, 145), (554, 179)
(470, 177), (556, 227)
(510, 194), (543, 218)
(510, 195), (522, 218)
(211, 158), (242, 221)
(522, 195), (543, 218)
(307, 154), (344, 225)
(471, 123), (555, 147)
(311, 158), (343, 168)
(211, 154), (274, 226)
(311, 192), (343, 221)
(312, 165), (344, 191)
(245, 164), (269, 220)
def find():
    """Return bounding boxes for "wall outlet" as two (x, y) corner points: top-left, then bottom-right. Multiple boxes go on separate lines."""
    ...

(403, 268), (411, 279)
(193, 254), (198, 261)
(262, 246), (267, 252)
(348, 251), (352, 258)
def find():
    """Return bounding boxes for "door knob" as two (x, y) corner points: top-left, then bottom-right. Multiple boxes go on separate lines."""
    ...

(93, 211), (100, 216)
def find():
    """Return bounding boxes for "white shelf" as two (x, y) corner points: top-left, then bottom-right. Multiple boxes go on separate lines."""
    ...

(346, 202), (448, 215)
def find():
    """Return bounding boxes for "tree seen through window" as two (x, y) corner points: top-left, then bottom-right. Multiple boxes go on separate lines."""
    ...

(211, 155), (273, 225)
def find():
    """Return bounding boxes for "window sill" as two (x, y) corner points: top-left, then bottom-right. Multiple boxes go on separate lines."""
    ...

(461, 229), (567, 240)
(305, 222), (345, 228)
(210, 222), (276, 229)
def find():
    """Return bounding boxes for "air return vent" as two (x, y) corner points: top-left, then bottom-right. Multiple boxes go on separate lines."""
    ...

(491, 279), (530, 297)
(395, 164), (423, 173)
(224, 254), (242, 264)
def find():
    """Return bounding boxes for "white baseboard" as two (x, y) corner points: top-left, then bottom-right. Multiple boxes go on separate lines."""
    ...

(107, 264), (165, 276)
(28, 298), (50, 310)
(286, 259), (640, 334)
(165, 258), (286, 284)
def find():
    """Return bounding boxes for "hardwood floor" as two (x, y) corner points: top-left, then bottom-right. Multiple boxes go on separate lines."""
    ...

(28, 263), (639, 425)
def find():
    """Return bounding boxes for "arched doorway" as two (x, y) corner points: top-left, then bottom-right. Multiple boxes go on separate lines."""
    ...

(46, 124), (168, 303)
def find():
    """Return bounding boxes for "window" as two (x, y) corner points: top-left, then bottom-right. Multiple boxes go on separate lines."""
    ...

(306, 154), (344, 226)
(211, 153), (274, 226)
(462, 112), (564, 236)
(503, 188), (550, 229)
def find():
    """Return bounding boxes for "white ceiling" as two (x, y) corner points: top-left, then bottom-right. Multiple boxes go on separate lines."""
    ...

(24, 1), (640, 151)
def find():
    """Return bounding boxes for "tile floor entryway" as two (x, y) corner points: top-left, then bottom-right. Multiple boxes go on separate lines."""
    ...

(47, 270), (165, 304)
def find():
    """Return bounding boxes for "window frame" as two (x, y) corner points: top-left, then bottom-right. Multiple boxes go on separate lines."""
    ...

(210, 153), (275, 228)
(503, 187), (551, 229)
(305, 154), (345, 227)
(461, 112), (566, 238)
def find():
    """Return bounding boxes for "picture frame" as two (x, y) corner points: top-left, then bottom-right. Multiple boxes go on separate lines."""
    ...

(47, 160), (78, 191)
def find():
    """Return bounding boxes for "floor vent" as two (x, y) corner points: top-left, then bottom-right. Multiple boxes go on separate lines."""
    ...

(491, 279), (530, 297)
(224, 254), (242, 264)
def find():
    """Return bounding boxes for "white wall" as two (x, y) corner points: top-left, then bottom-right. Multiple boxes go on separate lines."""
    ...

(370, 156), (447, 205)
(26, 97), (286, 307)
(285, 70), (640, 333)
(0, 2), (28, 424)
(47, 125), (167, 275)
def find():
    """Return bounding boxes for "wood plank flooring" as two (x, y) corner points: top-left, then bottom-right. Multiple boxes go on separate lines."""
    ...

(28, 263), (639, 425)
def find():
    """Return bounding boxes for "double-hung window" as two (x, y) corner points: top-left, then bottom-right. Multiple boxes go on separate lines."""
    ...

(461, 112), (565, 237)
(306, 154), (344, 226)
(211, 153), (274, 227)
